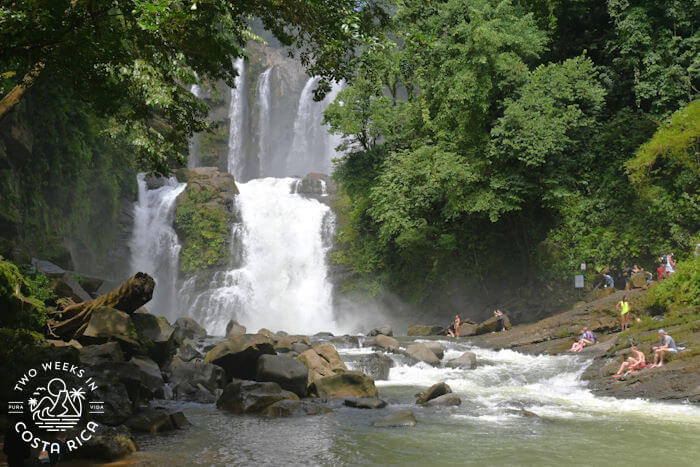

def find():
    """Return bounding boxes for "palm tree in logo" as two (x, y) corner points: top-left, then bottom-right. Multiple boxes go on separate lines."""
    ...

(69, 387), (86, 411)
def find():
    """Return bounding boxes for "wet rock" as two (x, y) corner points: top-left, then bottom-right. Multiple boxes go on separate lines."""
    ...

(357, 353), (395, 381)
(422, 393), (461, 407)
(125, 408), (191, 434)
(256, 354), (309, 397)
(217, 380), (299, 414)
(314, 332), (334, 337)
(176, 338), (203, 362)
(257, 328), (276, 339)
(458, 323), (478, 337)
(423, 342), (444, 360)
(313, 371), (378, 399)
(263, 399), (331, 417)
(170, 317), (207, 345)
(505, 408), (539, 418)
(91, 382), (133, 426)
(72, 425), (137, 461)
(131, 312), (173, 363)
(372, 411), (416, 428)
(205, 334), (276, 381)
(79, 342), (125, 366)
(275, 334), (311, 352)
(405, 343), (440, 366)
(367, 325), (393, 337)
(225, 319), (246, 338)
(331, 335), (360, 347)
(313, 343), (348, 372)
(292, 342), (312, 353)
(416, 382), (452, 404)
(130, 356), (165, 396)
(445, 351), (477, 370)
(344, 397), (387, 409)
(407, 325), (445, 336)
(297, 349), (337, 387)
(82, 306), (132, 341)
(475, 315), (511, 335)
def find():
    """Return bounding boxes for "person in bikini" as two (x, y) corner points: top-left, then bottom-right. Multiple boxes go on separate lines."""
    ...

(612, 345), (646, 377)
(616, 296), (631, 331)
(447, 315), (461, 337)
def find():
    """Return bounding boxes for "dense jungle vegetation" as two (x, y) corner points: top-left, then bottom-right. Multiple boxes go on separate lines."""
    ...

(325, 0), (699, 306)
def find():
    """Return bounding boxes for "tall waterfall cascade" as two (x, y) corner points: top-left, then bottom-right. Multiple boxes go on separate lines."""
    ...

(180, 178), (337, 335)
(227, 58), (246, 180)
(256, 67), (273, 176)
(129, 174), (187, 322)
(187, 82), (202, 169)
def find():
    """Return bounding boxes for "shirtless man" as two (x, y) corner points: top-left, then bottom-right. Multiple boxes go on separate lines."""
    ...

(612, 345), (645, 377)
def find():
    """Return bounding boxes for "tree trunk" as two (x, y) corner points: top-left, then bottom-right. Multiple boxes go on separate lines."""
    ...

(47, 272), (155, 340)
(0, 62), (44, 121)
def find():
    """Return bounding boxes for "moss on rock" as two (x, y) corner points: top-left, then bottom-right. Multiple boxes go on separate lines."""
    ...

(0, 258), (47, 330)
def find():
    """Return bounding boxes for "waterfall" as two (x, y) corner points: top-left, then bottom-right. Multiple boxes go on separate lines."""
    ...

(129, 174), (187, 321)
(227, 57), (246, 180)
(187, 83), (202, 169)
(286, 78), (344, 176)
(256, 67), (273, 176)
(180, 178), (338, 335)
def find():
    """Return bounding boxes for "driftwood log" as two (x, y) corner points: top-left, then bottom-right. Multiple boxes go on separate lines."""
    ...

(47, 272), (155, 340)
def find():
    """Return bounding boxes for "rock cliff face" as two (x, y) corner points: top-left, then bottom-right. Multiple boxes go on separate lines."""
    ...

(174, 167), (239, 275)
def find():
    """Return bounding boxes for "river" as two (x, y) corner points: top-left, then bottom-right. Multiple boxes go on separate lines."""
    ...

(127, 337), (700, 466)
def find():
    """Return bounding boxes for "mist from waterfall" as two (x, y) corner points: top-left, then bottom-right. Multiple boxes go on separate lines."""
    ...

(129, 174), (187, 321)
(179, 178), (338, 335)
(256, 67), (273, 175)
(227, 57), (246, 180)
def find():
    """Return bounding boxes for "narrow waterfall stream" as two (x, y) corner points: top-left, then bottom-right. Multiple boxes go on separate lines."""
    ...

(227, 57), (246, 180)
(129, 174), (187, 321)
(256, 67), (273, 176)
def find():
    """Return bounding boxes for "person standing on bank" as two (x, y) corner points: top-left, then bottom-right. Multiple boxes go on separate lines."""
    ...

(494, 309), (507, 332)
(616, 296), (631, 331)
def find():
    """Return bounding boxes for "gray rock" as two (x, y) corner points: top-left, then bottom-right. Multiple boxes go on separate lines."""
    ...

(79, 342), (125, 366)
(205, 334), (276, 381)
(225, 319), (246, 337)
(170, 317), (207, 345)
(130, 356), (165, 396)
(91, 383), (133, 426)
(217, 380), (299, 414)
(167, 356), (225, 402)
(357, 353), (395, 381)
(314, 332), (334, 337)
(367, 325), (393, 337)
(256, 354), (309, 397)
(126, 407), (191, 434)
(72, 425), (136, 461)
(131, 312), (173, 363)
(423, 342), (444, 360)
(422, 393), (461, 407)
(407, 325), (445, 336)
(313, 371), (378, 399)
(263, 399), (331, 417)
(176, 338), (203, 362)
(344, 397), (388, 409)
(405, 343), (440, 366)
(82, 307), (132, 340)
(372, 411), (417, 427)
(370, 334), (400, 352)
(475, 315), (511, 335)
(446, 351), (477, 370)
(416, 382), (452, 404)
(292, 342), (312, 353)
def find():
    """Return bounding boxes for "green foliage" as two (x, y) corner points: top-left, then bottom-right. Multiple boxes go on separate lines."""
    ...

(0, 327), (53, 406)
(0, 0), (388, 173)
(646, 256), (700, 310)
(175, 187), (229, 274)
(0, 258), (48, 331)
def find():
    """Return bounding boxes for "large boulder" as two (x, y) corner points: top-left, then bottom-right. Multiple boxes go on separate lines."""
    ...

(630, 272), (648, 289)
(82, 307), (132, 341)
(422, 393), (461, 407)
(313, 344), (348, 372)
(72, 425), (137, 462)
(367, 325), (393, 337)
(129, 356), (165, 396)
(445, 351), (477, 370)
(475, 315), (511, 335)
(256, 354), (309, 397)
(175, 338), (203, 362)
(416, 382), (452, 404)
(263, 399), (331, 417)
(405, 343), (440, 366)
(297, 349), (336, 387)
(216, 380), (299, 414)
(167, 356), (225, 402)
(368, 334), (400, 352)
(275, 334), (311, 353)
(356, 353), (395, 381)
(170, 317), (207, 345)
(423, 342), (444, 360)
(50, 276), (92, 303)
(407, 325), (445, 336)
(344, 397), (387, 409)
(91, 382), (133, 426)
(458, 323), (478, 337)
(79, 342), (124, 367)
(372, 411), (417, 428)
(313, 371), (378, 399)
(131, 312), (173, 363)
(225, 319), (246, 338)
(204, 334), (276, 381)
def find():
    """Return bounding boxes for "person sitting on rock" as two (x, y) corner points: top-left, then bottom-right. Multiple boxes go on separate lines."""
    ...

(650, 329), (678, 367)
(612, 345), (646, 377)
(447, 315), (461, 337)
(569, 327), (597, 352)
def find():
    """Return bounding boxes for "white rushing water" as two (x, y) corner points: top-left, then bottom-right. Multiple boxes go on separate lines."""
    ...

(256, 67), (273, 176)
(129, 174), (187, 321)
(180, 177), (338, 335)
(286, 78), (344, 176)
(227, 57), (246, 180)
